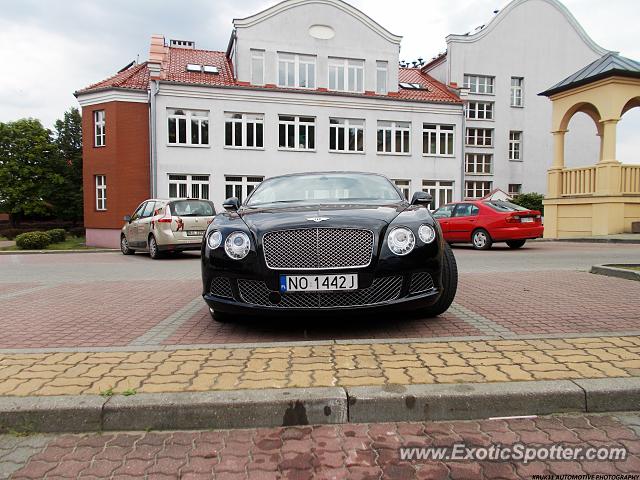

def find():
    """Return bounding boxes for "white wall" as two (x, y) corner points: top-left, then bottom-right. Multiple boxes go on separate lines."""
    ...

(154, 84), (463, 210)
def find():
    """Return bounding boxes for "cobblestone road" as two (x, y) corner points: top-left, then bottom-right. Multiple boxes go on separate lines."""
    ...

(2, 412), (640, 479)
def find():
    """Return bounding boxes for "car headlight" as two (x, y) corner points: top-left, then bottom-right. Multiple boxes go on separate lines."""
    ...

(224, 231), (251, 260)
(387, 227), (415, 256)
(207, 230), (222, 249)
(418, 224), (436, 244)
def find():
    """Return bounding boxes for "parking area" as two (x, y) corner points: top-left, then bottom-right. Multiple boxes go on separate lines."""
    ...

(1, 241), (639, 350)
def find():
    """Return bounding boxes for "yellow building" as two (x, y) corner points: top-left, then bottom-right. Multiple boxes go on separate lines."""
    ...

(540, 53), (640, 238)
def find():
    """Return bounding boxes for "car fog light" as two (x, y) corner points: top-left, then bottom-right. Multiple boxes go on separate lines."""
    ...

(418, 224), (436, 244)
(225, 231), (251, 260)
(207, 230), (222, 249)
(387, 227), (415, 256)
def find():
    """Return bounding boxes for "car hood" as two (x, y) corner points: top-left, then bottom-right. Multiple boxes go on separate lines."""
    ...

(238, 203), (407, 236)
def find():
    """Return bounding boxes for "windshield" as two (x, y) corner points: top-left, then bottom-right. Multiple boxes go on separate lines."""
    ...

(246, 173), (403, 206)
(170, 200), (215, 216)
(485, 201), (530, 212)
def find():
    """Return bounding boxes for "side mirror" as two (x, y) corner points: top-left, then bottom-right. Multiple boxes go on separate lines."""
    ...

(222, 197), (241, 211)
(123, 215), (132, 223)
(411, 191), (433, 207)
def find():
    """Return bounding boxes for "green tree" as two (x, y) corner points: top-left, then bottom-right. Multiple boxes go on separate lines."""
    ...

(49, 108), (83, 223)
(511, 192), (545, 215)
(0, 118), (59, 225)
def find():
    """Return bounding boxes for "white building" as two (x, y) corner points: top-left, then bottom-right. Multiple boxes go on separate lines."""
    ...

(423, 0), (611, 196)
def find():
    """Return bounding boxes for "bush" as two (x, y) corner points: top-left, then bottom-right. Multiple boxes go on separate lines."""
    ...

(46, 228), (66, 243)
(67, 227), (85, 238)
(15, 231), (52, 250)
(511, 192), (545, 215)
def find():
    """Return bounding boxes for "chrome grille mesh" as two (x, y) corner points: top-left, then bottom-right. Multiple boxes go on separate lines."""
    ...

(263, 228), (373, 270)
(237, 276), (402, 309)
(409, 272), (435, 294)
(210, 277), (233, 299)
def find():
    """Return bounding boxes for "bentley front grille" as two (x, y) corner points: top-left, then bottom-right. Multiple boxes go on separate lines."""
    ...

(237, 276), (402, 309)
(409, 272), (435, 294)
(262, 228), (374, 270)
(209, 276), (233, 299)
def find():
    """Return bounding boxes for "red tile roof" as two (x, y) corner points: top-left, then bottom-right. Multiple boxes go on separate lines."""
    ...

(77, 48), (460, 104)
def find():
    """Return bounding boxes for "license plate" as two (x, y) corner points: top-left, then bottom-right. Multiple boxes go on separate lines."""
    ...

(280, 274), (358, 292)
(521, 217), (534, 223)
(186, 230), (204, 236)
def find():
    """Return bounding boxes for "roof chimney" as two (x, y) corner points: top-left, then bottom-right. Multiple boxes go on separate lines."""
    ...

(148, 34), (166, 79)
(170, 39), (195, 49)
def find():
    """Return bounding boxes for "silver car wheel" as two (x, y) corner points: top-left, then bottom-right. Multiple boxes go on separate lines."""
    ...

(473, 231), (487, 248)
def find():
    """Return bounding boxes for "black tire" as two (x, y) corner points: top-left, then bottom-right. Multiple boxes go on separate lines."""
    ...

(209, 307), (231, 323)
(471, 228), (493, 250)
(506, 239), (527, 249)
(422, 243), (458, 317)
(148, 235), (162, 259)
(120, 235), (135, 255)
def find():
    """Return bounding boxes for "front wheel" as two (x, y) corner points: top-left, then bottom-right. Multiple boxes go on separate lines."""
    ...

(148, 235), (162, 259)
(121, 235), (135, 255)
(421, 243), (458, 317)
(472, 228), (493, 250)
(506, 239), (527, 249)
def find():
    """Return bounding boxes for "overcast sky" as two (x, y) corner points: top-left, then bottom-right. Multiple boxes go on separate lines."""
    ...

(0, 0), (637, 160)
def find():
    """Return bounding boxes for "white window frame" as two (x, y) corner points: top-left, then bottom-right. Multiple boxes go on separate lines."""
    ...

(278, 53), (316, 89)
(225, 175), (264, 203)
(278, 115), (315, 151)
(463, 74), (495, 95)
(465, 128), (493, 147)
(423, 124), (455, 156)
(224, 113), (264, 149)
(508, 184), (522, 196)
(168, 174), (210, 200)
(466, 101), (494, 120)
(465, 181), (493, 199)
(328, 58), (364, 93)
(251, 49), (265, 86)
(167, 109), (209, 146)
(377, 121), (410, 155)
(422, 180), (454, 211)
(509, 131), (523, 161)
(465, 153), (493, 175)
(329, 118), (365, 153)
(94, 110), (105, 147)
(95, 175), (106, 211)
(511, 77), (524, 107)
(376, 61), (388, 94)
(393, 179), (411, 200)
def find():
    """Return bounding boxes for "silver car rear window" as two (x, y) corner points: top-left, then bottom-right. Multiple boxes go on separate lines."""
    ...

(170, 200), (214, 216)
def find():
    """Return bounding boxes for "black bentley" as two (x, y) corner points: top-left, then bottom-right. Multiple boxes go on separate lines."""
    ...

(201, 172), (457, 321)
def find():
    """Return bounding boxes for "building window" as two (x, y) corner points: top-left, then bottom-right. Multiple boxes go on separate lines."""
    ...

(465, 128), (493, 147)
(509, 131), (523, 160)
(329, 118), (364, 153)
(423, 124), (455, 156)
(511, 77), (524, 107)
(95, 175), (106, 210)
(376, 61), (388, 94)
(377, 121), (410, 154)
(278, 115), (315, 150)
(422, 180), (454, 210)
(328, 58), (364, 93)
(251, 50), (264, 85)
(168, 174), (210, 199)
(466, 101), (493, 120)
(94, 110), (105, 147)
(465, 153), (493, 175)
(278, 53), (315, 89)
(393, 179), (411, 200)
(168, 109), (209, 145)
(225, 176), (264, 203)
(463, 74), (494, 94)
(465, 181), (493, 199)
(224, 113), (264, 149)
(508, 184), (522, 196)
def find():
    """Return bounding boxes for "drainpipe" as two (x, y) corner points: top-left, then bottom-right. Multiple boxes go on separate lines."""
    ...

(149, 80), (160, 197)
(458, 87), (470, 201)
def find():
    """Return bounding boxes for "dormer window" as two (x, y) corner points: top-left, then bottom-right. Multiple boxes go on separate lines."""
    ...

(185, 64), (219, 74)
(251, 50), (265, 85)
(328, 58), (364, 93)
(278, 53), (316, 89)
(376, 61), (388, 94)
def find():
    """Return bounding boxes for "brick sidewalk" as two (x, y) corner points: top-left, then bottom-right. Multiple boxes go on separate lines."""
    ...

(2, 412), (640, 479)
(1, 336), (639, 397)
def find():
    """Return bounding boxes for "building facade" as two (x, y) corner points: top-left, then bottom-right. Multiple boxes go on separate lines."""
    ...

(423, 0), (610, 197)
(76, 0), (464, 247)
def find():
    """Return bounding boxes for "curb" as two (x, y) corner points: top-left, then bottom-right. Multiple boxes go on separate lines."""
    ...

(535, 237), (640, 244)
(0, 249), (119, 255)
(590, 264), (640, 281)
(1, 379), (639, 434)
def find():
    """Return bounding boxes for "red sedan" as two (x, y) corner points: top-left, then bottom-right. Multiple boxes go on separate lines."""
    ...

(432, 200), (544, 250)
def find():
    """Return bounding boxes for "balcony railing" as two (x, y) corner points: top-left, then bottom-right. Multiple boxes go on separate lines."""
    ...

(621, 165), (640, 194)
(561, 166), (596, 196)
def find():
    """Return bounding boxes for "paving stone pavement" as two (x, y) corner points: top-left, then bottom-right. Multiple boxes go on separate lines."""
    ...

(1, 412), (640, 479)
(1, 336), (640, 396)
